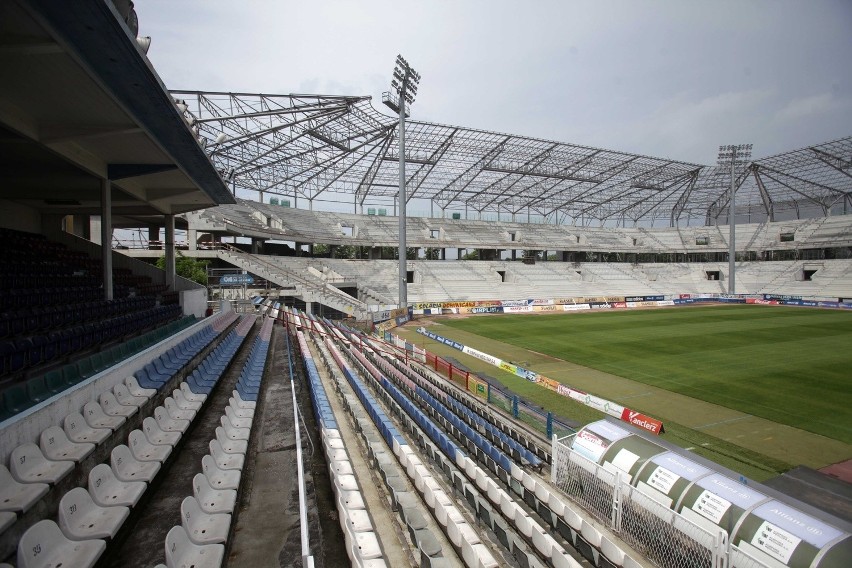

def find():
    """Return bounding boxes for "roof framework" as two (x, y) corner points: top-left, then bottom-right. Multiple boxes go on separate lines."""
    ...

(170, 91), (852, 226)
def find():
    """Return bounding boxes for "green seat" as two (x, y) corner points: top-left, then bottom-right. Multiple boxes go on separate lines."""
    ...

(61, 364), (82, 386)
(2, 383), (33, 416)
(90, 353), (106, 373)
(119, 342), (132, 358)
(44, 370), (67, 394)
(26, 376), (51, 404)
(77, 357), (95, 379)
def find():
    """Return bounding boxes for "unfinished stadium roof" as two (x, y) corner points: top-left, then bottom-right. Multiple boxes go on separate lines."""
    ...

(169, 91), (852, 226)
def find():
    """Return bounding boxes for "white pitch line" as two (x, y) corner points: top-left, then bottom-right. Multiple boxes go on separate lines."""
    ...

(694, 415), (752, 429)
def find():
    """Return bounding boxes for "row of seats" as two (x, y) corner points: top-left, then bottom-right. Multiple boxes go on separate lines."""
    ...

(1, 312), (245, 568)
(0, 304), (182, 380)
(296, 330), (389, 567)
(318, 334), (500, 568)
(0, 314), (196, 422)
(0, 295), (147, 338)
(154, 316), (270, 568)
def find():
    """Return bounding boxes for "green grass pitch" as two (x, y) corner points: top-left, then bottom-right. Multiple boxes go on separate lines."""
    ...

(440, 305), (852, 445)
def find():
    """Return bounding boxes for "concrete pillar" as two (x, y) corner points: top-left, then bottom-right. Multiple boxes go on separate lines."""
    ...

(90, 216), (102, 245)
(148, 226), (160, 249)
(251, 238), (260, 254)
(187, 229), (197, 251)
(165, 214), (176, 291)
(305, 301), (313, 315)
(101, 180), (113, 300)
(440, 248), (445, 260)
(71, 215), (91, 239)
(330, 245), (337, 258)
(512, 249), (517, 261)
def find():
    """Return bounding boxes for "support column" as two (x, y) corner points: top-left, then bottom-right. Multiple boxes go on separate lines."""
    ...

(187, 229), (197, 251)
(165, 214), (176, 291)
(101, 179), (113, 300)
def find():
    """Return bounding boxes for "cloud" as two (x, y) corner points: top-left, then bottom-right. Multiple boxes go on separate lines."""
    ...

(775, 93), (851, 123)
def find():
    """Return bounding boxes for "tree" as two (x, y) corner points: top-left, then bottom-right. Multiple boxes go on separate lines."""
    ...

(156, 254), (209, 285)
(424, 247), (442, 260)
(461, 249), (479, 260)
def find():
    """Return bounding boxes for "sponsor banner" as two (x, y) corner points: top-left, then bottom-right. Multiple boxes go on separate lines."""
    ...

(462, 306), (503, 314)
(461, 345), (502, 367)
(412, 309), (425, 315)
(389, 307), (409, 319)
(415, 302), (445, 309)
(503, 305), (534, 313)
(533, 305), (561, 312)
(781, 299), (803, 306)
(475, 300), (502, 307)
(532, 298), (555, 305)
(612, 302), (627, 308)
(468, 376), (488, 399)
(818, 301), (840, 308)
(627, 301), (659, 308)
(590, 303), (612, 310)
(572, 429), (610, 462)
(501, 299), (533, 307)
(657, 300), (675, 306)
(765, 294), (801, 301)
(372, 309), (392, 323)
(563, 303), (591, 311)
(621, 408), (665, 434)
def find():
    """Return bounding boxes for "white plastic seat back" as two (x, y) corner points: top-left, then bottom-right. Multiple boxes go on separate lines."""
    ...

(164, 525), (225, 568)
(125, 376), (155, 399)
(219, 415), (250, 441)
(143, 416), (181, 446)
(83, 400), (125, 430)
(164, 396), (196, 421)
(601, 535), (626, 566)
(113, 382), (147, 407)
(181, 381), (207, 403)
(10, 443), (73, 485)
(88, 464), (146, 508)
(111, 444), (161, 483)
(192, 473), (236, 514)
(40, 425), (94, 463)
(154, 406), (190, 433)
(0, 510), (15, 533)
(0, 464), (49, 513)
(224, 406), (252, 429)
(58, 487), (129, 540)
(64, 411), (110, 444)
(18, 519), (106, 568)
(201, 455), (241, 491)
(231, 390), (256, 409)
(215, 427), (248, 455)
(181, 496), (231, 545)
(172, 389), (202, 411)
(209, 439), (244, 471)
(129, 429), (171, 462)
(227, 398), (254, 418)
(99, 391), (136, 418)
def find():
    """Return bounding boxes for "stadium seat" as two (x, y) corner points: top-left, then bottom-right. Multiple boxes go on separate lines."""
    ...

(154, 405), (189, 434)
(208, 439), (244, 471)
(99, 391), (137, 419)
(201, 455), (241, 491)
(113, 382), (148, 408)
(110, 444), (161, 483)
(58, 487), (129, 540)
(125, 376), (156, 399)
(64, 410), (110, 444)
(142, 416), (181, 447)
(9, 443), (73, 485)
(163, 525), (224, 568)
(180, 495), (231, 545)
(40, 425), (95, 463)
(164, 396), (195, 421)
(128, 429), (172, 463)
(0, 464), (49, 513)
(82, 400), (125, 431)
(215, 427), (248, 455)
(88, 464), (145, 508)
(17, 519), (105, 568)
(192, 473), (236, 514)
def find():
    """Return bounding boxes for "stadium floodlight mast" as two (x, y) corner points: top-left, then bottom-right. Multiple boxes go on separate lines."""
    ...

(383, 55), (420, 310)
(717, 143), (753, 295)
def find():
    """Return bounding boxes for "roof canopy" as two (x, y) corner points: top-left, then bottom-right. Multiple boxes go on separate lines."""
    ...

(171, 91), (851, 226)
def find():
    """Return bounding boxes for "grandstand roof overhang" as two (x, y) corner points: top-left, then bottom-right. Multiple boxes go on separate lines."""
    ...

(0, 0), (235, 224)
(172, 91), (852, 226)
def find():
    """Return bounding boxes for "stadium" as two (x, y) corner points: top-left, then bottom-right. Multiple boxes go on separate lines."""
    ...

(1, 2), (851, 568)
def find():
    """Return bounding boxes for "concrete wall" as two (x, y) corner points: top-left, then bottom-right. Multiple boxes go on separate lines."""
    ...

(0, 200), (42, 233)
(180, 288), (208, 318)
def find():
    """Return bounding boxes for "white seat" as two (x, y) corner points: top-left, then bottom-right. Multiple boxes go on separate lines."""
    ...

(128, 429), (172, 462)
(224, 406), (251, 429)
(164, 396), (196, 421)
(111, 444), (161, 483)
(58, 487), (129, 540)
(601, 535), (626, 566)
(201, 455), (241, 491)
(114, 382), (147, 407)
(462, 540), (498, 568)
(9, 443), (73, 485)
(342, 507), (373, 533)
(181, 381), (207, 403)
(164, 525), (224, 568)
(172, 389), (203, 411)
(99, 391), (136, 418)
(552, 550), (584, 568)
(352, 531), (382, 560)
(154, 406), (190, 434)
(580, 520), (602, 548)
(83, 400), (125, 430)
(125, 376), (155, 399)
(193, 473), (236, 514)
(227, 398), (254, 418)
(220, 415), (250, 441)
(208, 439), (244, 471)
(181, 496), (231, 545)
(231, 390), (255, 409)
(215, 427), (248, 455)
(0, 464), (48, 513)
(0, 510), (15, 533)
(40, 426), (94, 463)
(143, 417), (181, 446)
(88, 464), (146, 508)
(17, 519), (105, 568)
(64, 411), (110, 444)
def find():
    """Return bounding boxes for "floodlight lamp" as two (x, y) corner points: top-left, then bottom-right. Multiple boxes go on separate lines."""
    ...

(215, 133), (228, 144)
(136, 36), (151, 54)
(175, 100), (188, 113)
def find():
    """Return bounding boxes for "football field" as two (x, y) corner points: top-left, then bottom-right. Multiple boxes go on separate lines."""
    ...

(397, 305), (852, 480)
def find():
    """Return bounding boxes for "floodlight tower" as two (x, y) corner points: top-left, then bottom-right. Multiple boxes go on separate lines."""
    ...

(717, 144), (753, 295)
(383, 55), (420, 311)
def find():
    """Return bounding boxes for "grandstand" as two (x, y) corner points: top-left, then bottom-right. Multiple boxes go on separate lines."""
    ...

(2, 1), (851, 568)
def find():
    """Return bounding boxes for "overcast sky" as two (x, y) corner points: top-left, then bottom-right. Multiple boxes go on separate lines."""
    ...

(136, 0), (852, 166)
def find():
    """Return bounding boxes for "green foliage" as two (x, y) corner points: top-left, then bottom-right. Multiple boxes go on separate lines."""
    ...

(334, 245), (356, 259)
(424, 247), (442, 260)
(156, 254), (209, 285)
(313, 243), (330, 256)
